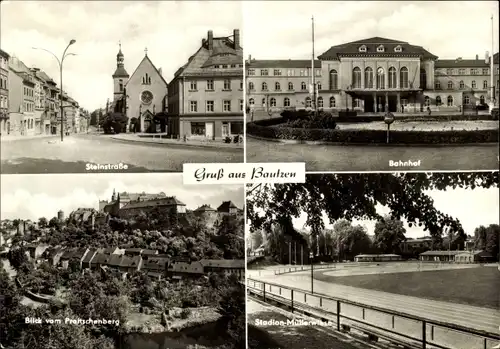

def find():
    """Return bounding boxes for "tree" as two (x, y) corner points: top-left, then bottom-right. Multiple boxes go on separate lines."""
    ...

(485, 224), (500, 259)
(473, 225), (488, 250)
(373, 216), (407, 254)
(7, 247), (29, 271)
(247, 173), (498, 243)
(38, 217), (48, 229)
(332, 220), (372, 261)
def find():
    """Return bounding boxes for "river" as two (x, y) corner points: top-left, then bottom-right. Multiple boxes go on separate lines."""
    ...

(117, 318), (232, 349)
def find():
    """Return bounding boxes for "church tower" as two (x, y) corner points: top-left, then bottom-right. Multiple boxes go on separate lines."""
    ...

(112, 42), (129, 101)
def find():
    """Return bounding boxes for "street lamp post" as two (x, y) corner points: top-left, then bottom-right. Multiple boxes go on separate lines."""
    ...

(384, 113), (395, 144)
(33, 40), (76, 142)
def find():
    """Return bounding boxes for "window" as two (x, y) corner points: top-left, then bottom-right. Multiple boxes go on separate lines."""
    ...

(190, 81), (197, 90)
(275, 82), (281, 91)
(270, 98), (276, 107)
(274, 69), (282, 76)
(463, 95), (470, 105)
(459, 81), (465, 89)
(315, 69), (321, 76)
(206, 100), (214, 112)
(301, 82), (307, 90)
(240, 99), (244, 111)
(288, 82), (294, 90)
(446, 68), (454, 75)
(365, 67), (374, 88)
(447, 95), (453, 106)
(247, 69), (255, 76)
(207, 79), (214, 90)
(249, 98), (255, 106)
(260, 69), (268, 76)
(353, 98), (361, 108)
(223, 79), (231, 90)
(317, 96), (323, 108)
(142, 73), (151, 84)
(459, 69), (466, 75)
(223, 100), (231, 112)
(388, 67), (397, 88)
(482, 68), (488, 75)
(230, 122), (243, 134)
(300, 70), (305, 76)
(420, 68), (427, 89)
(248, 82), (254, 90)
(240, 80), (243, 90)
(401, 98), (408, 106)
(305, 97), (312, 108)
(480, 95), (485, 104)
(424, 96), (430, 106)
(317, 82), (322, 90)
(284, 97), (290, 107)
(262, 82), (268, 91)
(329, 70), (338, 90)
(376, 45), (385, 52)
(359, 45), (367, 52)
(436, 96), (442, 106)
(394, 45), (402, 52)
(447, 81), (454, 89)
(483, 80), (488, 89)
(471, 80), (476, 89)
(435, 81), (441, 89)
(287, 69), (294, 76)
(119, 79), (123, 92)
(191, 122), (205, 136)
(376, 67), (385, 89)
(262, 98), (266, 106)
(352, 67), (361, 88)
(141, 90), (154, 104)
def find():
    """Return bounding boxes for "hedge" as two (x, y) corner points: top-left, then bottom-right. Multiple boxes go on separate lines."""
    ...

(246, 122), (499, 144)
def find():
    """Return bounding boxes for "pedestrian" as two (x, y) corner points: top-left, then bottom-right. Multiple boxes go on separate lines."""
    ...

(427, 106), (431, 116)
(401, 104), (404, 113)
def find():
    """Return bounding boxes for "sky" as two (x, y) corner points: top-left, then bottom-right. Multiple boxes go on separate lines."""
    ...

(289, 187), (499, 239)
(243, 1), (499, 61)
(0, 174), (244, 221)
(0, 0), (242, 111)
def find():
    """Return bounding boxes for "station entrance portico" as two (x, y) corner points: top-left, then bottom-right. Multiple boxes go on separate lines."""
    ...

(347, 90), (421, 113)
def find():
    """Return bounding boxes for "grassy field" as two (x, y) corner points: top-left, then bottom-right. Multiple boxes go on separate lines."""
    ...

(314, 267), (499, 309)
(337, 120), (499, 131)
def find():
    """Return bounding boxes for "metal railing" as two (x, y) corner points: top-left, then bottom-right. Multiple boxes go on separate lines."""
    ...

(247, 278), (500, 349)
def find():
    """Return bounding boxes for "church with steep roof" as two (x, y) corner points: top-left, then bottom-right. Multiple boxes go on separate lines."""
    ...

(111, 44), (168, 133)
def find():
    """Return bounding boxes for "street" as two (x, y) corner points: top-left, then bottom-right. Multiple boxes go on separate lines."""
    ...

(1, 134), (243, 174)
(249, 271), (499, 349)
(246, 137), (499, 171)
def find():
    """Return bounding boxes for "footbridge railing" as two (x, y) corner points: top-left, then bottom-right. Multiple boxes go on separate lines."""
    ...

(247, 278), (500, 349)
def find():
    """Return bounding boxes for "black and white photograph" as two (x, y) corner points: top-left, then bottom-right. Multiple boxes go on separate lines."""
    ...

(0, 1), (244, 174)
(0, 173), (245, 349)
(244, 1), (499, 171)
(246, 172), (499, 349)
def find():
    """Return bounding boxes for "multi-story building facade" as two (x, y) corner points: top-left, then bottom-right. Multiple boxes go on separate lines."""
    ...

(8, 57), (36, 136)
(31, 68), (47, 135)
(0, 49), (10, 135)
(168, 29), (244, 139)
(247, 37), (499, 114)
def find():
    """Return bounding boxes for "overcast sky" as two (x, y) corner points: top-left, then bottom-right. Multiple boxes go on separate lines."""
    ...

(243, 1), (499, 61)
(0, 0), (242, 111)
(1, 174), (244, 221)
(290, 187), (499, 239)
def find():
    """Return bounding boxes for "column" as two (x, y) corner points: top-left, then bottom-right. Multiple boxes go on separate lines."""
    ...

(397, 92), (401, 112)
(361, 61), (365, 89)
(397, 61), (401, 89)
(385, 92), (389, 112)
(373, 92), (377, 112)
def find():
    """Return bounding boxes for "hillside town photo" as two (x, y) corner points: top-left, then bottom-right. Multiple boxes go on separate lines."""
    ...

(0, 174), (245, 349)
(244, 1), (499, 171)
(0, 1), (244, 174)
(245, 172), (500, 349)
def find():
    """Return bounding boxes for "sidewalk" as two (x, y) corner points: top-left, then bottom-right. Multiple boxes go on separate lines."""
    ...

(0, 134), (58, 142)
(110, 133), (243, 149)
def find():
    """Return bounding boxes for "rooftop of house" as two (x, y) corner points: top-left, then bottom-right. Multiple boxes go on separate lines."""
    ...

(318, 37), (438, 61)
(200, 259), (245, 269)
(120, 196), (186, 210)
(246, 59), (321, 69)
(355, 254), (401, 257)
(194, 204), (217, 212)
(173, 29), (243, 79)
(419, 250), (488, 256)
(435, 53), (499, 68)
(217, 201), (238, 212)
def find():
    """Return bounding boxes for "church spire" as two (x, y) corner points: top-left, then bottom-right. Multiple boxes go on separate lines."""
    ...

(117, 41), (124, 67)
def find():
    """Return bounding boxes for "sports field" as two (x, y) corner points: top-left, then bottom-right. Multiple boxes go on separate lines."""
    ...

(314, 266), (499, 309)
